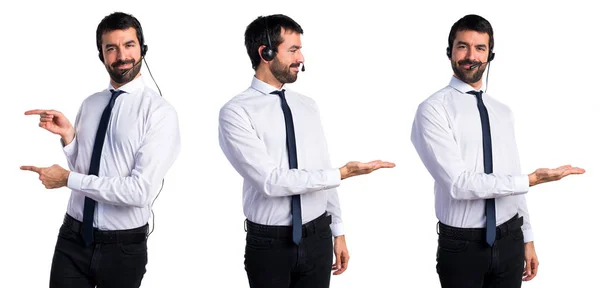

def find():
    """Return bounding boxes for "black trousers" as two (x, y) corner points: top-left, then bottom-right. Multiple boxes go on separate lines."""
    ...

(436, 214), (525, 288)
(49, 214), (149, 288)
(244, 213), (334, 288)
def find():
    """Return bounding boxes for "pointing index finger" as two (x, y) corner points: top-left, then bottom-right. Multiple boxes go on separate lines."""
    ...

(20, 165), (41, 173)
(24, 109), (48, 116)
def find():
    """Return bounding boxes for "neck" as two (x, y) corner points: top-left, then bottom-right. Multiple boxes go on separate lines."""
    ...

(255, 66), (283, 89)
(453, 74), (483, 91)
(111, 73), (141, 89)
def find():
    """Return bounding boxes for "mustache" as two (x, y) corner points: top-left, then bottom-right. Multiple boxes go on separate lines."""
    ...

(111, 59), (136, 68)
(457, 60), (482, 66)
(290, 63), (301, 68)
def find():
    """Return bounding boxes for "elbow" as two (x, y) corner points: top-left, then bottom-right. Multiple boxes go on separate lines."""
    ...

(448, 171), (487, 200)
(124, 178), (154, 208)
(257, 169), (297, 198)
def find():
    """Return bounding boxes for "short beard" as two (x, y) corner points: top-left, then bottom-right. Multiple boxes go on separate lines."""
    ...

(270, 57), (299, 84)
(106, 58), (141, 84)
(452, 59), (486, 84)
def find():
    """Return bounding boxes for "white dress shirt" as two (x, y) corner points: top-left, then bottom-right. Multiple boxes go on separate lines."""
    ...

(411, 76), (533, 243)
(63, 75), (181, 230)
(218, 77), (344, 236)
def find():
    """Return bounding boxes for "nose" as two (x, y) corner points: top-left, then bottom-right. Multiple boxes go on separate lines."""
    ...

(116, 47), (128, 62)
(296, 50), (305, 65)
(465, 46), (477, 62)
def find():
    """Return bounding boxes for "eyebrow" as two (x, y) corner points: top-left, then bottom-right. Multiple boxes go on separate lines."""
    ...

(104, 40), (137, 49)
(456, 41), (487, 49)
(288, 45), (302, 50)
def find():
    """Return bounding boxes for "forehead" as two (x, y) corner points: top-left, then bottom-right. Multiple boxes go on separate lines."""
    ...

(101, 27), (138, 45)
(454, 30), (490, 45)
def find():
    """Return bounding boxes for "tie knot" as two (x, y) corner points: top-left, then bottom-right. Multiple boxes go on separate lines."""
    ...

(270, 89), (286, 99)
(110, 89), (125, 98)
(467, 90), (483, 99)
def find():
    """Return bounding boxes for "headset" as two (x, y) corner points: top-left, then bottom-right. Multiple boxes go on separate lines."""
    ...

(260, 16), (305, 72)
(261, 17), (276, 61)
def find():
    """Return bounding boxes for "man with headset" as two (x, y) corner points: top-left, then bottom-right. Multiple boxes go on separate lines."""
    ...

(218, 14), (394, 287)
(21, 12), (180, 287)
(410, 14), (585, 287)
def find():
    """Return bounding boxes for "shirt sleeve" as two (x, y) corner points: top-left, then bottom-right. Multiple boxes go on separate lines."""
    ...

(410, 101), (530, 200)
(218, 105), (341, 198)
(62, 107), (82, 170)
(66, 105), (181, 208)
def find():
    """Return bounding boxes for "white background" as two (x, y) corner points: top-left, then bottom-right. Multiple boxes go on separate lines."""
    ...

(1, 0), (598, 287)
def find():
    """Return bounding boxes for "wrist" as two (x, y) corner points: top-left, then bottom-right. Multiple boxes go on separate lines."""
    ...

(339, 166), (348, 180)
(61, 128), (75, 146)
(62, 170), (70, 187)
(528, 173), (537, 187)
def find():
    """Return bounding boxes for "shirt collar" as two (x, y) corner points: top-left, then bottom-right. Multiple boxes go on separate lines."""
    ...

(449, 76), (482, 94)
(108, 75), (145, 94)
(250, 76), (288, 95)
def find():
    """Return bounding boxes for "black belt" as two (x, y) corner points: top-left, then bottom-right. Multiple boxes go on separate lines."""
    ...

(63, 214), (148, 244)
(437, 214), (523, 241)
(245, 212), (331, 239)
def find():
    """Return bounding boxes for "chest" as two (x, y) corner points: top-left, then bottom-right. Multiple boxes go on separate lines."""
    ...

(76, 99), (147, 153)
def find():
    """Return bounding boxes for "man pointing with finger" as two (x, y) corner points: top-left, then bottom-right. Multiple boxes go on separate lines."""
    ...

(218, 14), (395, 288)
(21, 12), (180, 288)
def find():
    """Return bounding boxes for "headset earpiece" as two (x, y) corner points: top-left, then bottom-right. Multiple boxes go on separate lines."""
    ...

(446, 47), (451, 59)
(261, 45), (275, 61)
(488, 51), (495, 62)
(142, 44), (148, 57)
(260, 16), (276, 62)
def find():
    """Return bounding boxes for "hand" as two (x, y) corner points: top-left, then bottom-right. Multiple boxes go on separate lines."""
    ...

(20, 164), (70, 189)
(332, 235), (350, 275)
(523, 241), (539, 281)
(528, 165), (585, 186)
(339, 160), (395, 180)
(25, 109), (75, 145)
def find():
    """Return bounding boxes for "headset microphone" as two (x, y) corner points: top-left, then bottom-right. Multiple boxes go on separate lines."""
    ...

(301, 63), (305, 72)
(120, 56), (145, 76)
(469, 62), (487, 70)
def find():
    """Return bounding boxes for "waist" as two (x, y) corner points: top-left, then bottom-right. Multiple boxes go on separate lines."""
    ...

(243, 195), (329, 226)
(245, 212), (331, 239)
(63, 214), (148, 244)
(438, 213), (523, 241)
(67, 197), (150, 229)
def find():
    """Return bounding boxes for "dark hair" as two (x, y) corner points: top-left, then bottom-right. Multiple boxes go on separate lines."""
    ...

(96, 12), (146, 61)
(448, 14), (494, 52)
(244, 14), (303, 70)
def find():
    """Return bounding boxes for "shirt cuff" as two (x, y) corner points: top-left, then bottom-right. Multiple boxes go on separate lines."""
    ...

(522, 228), (534, 243)
(62, 137), (77, 157)
(513, 174), (530, 195)
(330, 222), (344, 237)
(67, 171), (85, 191)
(326, 168), (342, 188)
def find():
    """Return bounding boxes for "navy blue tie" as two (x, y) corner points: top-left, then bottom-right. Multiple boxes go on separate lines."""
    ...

(467, 90), (496, 246)
(82, 89), (125, 246)
(270, 89), (302, 245)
